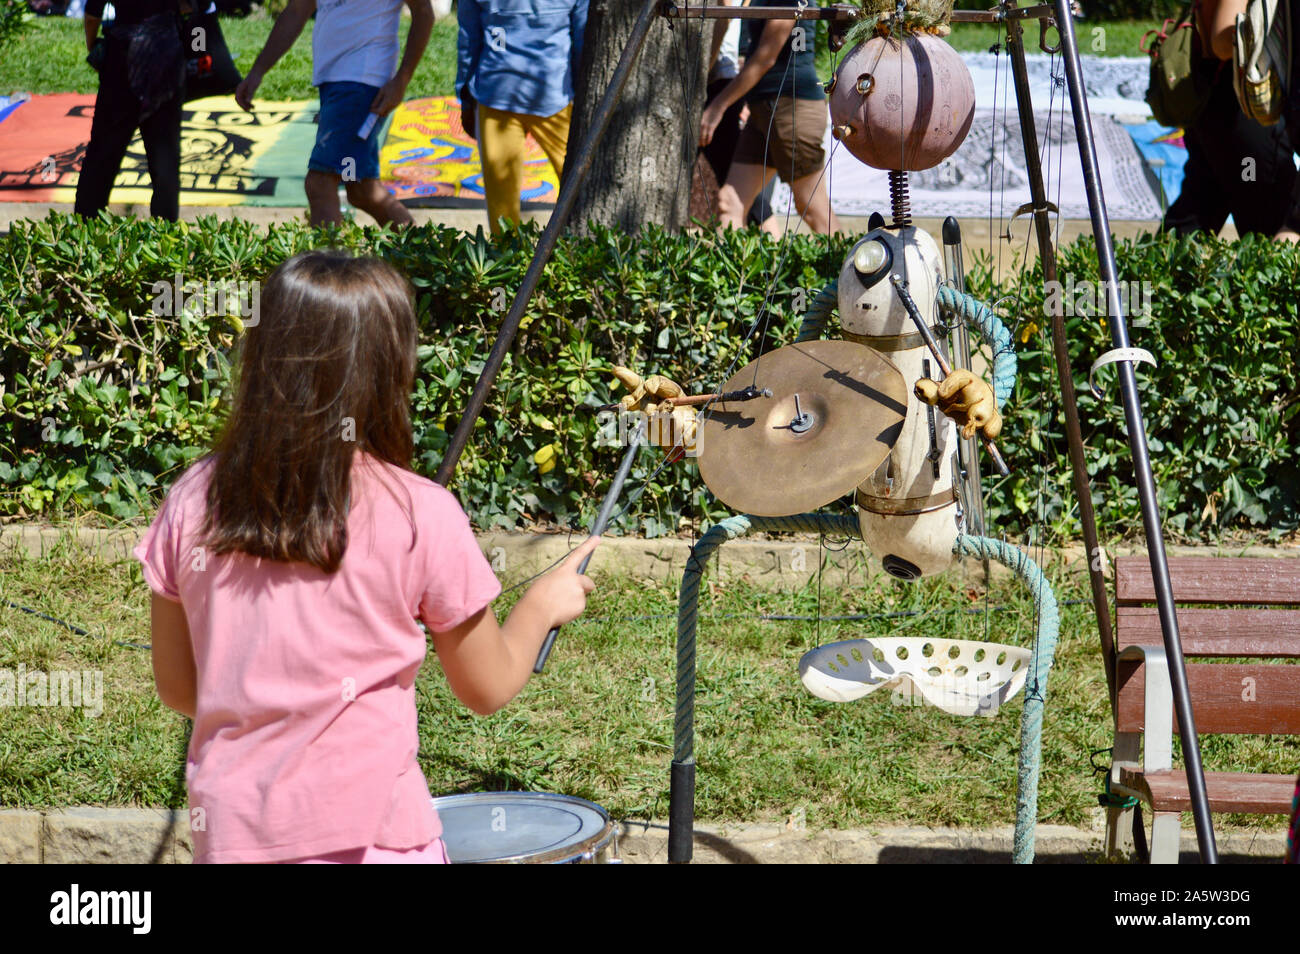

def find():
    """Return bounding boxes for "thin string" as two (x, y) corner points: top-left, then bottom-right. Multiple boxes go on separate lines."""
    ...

(815, 529), (824, 650)
(987, 29), (1000, 272)
(778, 2), (801, 238)
(635, 0), (709, 537)
(1042, 49), (1069, 697)
(574, 7), (802, 548)
(897, 13), (905, 182)
(826, 16), (839, 236)
(674, 0), (704, 596)
(983, 17), (1012, 647)
(747, 35), (798, 390)
(996, 22), (1010, 284)
(1020, 39), (1069, 700)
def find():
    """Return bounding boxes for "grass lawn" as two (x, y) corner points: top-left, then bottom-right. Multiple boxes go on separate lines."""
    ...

(813, 19), (1152, 73)
(944, 17), (1152, 56)
(1, 14), (1151, 100)
(0, 11), (459, 100)
(1, 532), (1293, 834)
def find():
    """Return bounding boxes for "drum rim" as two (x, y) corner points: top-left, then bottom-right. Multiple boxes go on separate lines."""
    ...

(431, 791), (617, 864)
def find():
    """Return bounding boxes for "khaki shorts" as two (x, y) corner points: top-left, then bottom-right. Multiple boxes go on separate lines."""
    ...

(732, 96), (828, 181)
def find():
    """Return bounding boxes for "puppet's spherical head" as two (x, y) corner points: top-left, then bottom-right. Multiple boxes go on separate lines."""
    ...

(837, 226), (942, 339)
(828, 32), (975, 171)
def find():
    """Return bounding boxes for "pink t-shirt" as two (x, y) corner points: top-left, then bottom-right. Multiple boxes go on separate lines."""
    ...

(133, 451), (501, 864)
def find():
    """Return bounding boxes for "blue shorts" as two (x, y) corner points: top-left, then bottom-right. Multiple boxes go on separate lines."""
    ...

(309, 81), (383, 181)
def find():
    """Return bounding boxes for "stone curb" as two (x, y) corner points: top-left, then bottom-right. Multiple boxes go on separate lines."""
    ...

(5, 523), (1300, 593)
(0, 808), (1284, 864)
(619, 820), (1286, 864)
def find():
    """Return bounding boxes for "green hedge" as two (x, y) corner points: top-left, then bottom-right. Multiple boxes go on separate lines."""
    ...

(1, 213), (1296, 541)
(0, 0), (26, 55)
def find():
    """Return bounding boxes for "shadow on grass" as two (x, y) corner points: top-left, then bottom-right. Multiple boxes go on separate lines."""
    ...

(147, 720), (191, 864)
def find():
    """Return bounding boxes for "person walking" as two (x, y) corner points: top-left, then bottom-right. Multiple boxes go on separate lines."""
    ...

(75, 0), (186, 221)
(1161, 0), (1297, 238)
(698, 0), (840, 235)
(235, 0), (433, 228)
(456, 0), (588, 234)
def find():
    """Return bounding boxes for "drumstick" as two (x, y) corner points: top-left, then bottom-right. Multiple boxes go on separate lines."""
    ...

(662, 386), (772, 407)
(591, 385), (771, 413)
(889, 274), (1010, 477)
(533, 420), (645, 674)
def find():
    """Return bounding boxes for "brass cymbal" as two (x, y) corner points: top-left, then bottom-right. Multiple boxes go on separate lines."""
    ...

(697, 340), (908, 517)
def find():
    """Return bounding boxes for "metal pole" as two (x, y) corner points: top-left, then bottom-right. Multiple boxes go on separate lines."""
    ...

(434, 0), (664, 486)
(1003, 11), (1117, 705)
(942, 218), (991, 577)
(1050, 0), (1217, 862)
(533, 421), (643, 673)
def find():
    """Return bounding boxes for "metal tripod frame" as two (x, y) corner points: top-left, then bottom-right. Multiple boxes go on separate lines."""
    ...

(434, 0), (1218, 864)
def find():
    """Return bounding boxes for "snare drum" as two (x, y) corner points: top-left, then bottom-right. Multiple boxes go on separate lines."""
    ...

(431, 792), (620, 864)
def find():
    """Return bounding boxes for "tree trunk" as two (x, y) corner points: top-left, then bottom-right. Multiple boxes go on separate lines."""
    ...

(565, 0), (709, 233)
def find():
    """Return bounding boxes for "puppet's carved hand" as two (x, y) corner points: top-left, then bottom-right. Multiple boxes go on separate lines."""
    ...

(914, 368), (1002, 442)
(610, 366), (697, 456)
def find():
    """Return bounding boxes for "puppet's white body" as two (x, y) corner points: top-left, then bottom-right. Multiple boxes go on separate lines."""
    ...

(838, 226), (959, 579)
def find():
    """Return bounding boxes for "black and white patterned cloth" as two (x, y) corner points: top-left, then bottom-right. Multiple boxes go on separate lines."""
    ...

(771, 53), (1162, 221)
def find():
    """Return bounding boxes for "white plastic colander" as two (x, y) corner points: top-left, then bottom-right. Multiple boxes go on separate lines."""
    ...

(798, 636), (1033, 717)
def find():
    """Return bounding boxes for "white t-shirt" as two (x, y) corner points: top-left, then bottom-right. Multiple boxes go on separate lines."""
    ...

(713, 19), (740, 81)
(312, 0), (405, 88)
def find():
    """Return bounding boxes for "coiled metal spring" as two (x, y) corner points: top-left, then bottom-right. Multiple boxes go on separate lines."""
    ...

(889, 169), (911, 228)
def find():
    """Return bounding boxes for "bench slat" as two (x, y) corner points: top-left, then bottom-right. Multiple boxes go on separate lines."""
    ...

(1118, 768), (1296, 814)
(1116, 556), (1300, 606)
(1116, 606), (1300, 657)
(1116, 660), (1300, 734)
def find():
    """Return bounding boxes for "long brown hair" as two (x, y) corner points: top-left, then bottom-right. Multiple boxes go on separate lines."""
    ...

(200, 250), (419, 573)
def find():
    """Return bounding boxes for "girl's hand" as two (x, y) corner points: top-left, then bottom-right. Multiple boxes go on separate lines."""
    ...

(527, 536), (601, 629)
(434, 536), (601, 715)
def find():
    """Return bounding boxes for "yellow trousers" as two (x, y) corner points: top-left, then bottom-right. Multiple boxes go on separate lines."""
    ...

(477, 103), (571, 234)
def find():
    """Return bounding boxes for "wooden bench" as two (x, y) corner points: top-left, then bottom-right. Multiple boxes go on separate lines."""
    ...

(1105, 556), (1300, 863)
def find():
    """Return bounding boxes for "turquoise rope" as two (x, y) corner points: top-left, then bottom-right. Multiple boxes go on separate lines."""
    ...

(673, 523), (1059, 865)
(674, 512), (860, 764)
(953, 535), (1060, 864)
(936, 286), (1017, 410)
(795, 281), (838, 343)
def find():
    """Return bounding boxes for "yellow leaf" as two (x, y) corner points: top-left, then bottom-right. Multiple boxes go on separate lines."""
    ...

(534, 442), (560, 474)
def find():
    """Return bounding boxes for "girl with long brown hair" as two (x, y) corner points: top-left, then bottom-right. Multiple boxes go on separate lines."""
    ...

(133, 250), (599, 864)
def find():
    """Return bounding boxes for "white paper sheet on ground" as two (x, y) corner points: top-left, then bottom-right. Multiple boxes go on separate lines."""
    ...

(798, 636), (1033, 717)
(771, 107), (1162, 221)
(768, 53), (1158, 221)
(963, 52), (1151, 118)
